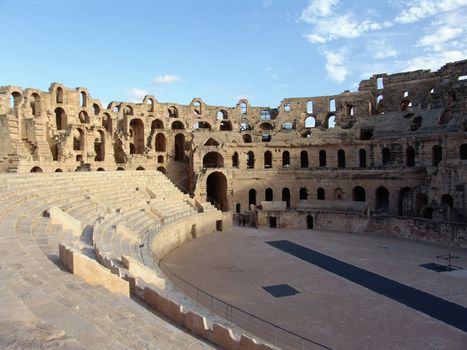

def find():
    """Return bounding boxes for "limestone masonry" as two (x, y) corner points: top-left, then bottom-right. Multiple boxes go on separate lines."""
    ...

(1, 60), (466, 229)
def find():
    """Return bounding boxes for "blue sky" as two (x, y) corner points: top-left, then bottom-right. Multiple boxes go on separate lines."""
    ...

(0, 0), (466, 107)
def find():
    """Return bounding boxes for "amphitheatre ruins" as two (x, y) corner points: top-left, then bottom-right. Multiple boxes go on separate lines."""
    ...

(0, 59), (466, 349)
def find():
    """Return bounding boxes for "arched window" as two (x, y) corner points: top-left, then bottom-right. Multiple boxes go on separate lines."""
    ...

(317, 188), (325, 200)
(249, 188), (257, 206)
(155, 133), (166, 152)
(460, 144), (467, 160)
(30, 93), (40, 117)
(265, 188), (273, 201)
(151, 119), (164, 130)
(172, 121), (185, 130)
(282, 188), (290, 209)
(329, 99), (336, 112)
(243, 134), (252, 143)
(247, 151), (255, 168)
(193, 101), (201, 115)
(300, 151), (309, 168)
(240, 102), (247, 115)
(55, 108), (67, 130)
(203, 152), (224, 168)
(337, 149), (345, 168)
(282, 151), (290, 167)
(73, 129), (84, 151)
(326, 115), (336, 128)
(382, 148), (391, 166)
(305, 116), (316, 128)
(375, 186), (389, 213)
(264, 151), (272, 168)
(359, 149), (366, 168)
(352, 186), (365, 202)
(307, 100), (314, 114)
(168, 106), (178, 118)
(319, 150), (326, 167)
(334, 188), (343, 200)
(432, 145), (442, 166)
(129, 119), (144, 155)
(94, 130), (105, 161)
(406, 146), (415, 166)
(398, 187), (412, 216)
(220, 120), (232, 131)
(80, 91), (87, 107)
(174, 134), (185, 161)
(299, 188), (308, 200)
(232, 152), (239, 168)
(56, 87), (63, 103)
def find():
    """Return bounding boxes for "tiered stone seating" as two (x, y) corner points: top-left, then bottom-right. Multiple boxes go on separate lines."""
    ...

(0, 171), (216, 349)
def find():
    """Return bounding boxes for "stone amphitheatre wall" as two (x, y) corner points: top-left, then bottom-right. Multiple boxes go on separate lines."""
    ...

(0, 60), (466, 231)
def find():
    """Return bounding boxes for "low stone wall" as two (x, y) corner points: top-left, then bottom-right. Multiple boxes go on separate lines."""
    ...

(259, 210), (467, 248)
(150, 211), (232, 260)
(59, 244), (130, 297)
(49, 206), (82, 236)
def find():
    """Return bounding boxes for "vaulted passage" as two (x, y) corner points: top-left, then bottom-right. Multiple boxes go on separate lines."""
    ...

(206, 171), (228, 211)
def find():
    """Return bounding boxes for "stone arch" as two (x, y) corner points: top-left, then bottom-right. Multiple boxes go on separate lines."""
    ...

(30, 93), (40, 117)
(282, 151), (290, 167)
(203, 152), (224, 168)
(305, 115), (316, 128)
(56, 87), (63, 103)
(317, 188), (325, 200)
(55, 168), (63, 172)
(206, 171), (228, 211)
(172, 120), (185, 130)
(300, 150), (309, 168)
(30, 166), (43, 173)
(151, 119), (164, 130)
(265, 188), (273, 201)
(399, 187), (412, 216)
(264, 151), (272, 168)
(337, 149), (345, 168)
(334, 188), (343, 200)
(220, 120), (232, 131)
(174, 133), (185, 161)
(299, 187), (308, 200)
(247, 151), (255, 168)
(155, 133), (166, 152)
(232, 152), (239, 168)
(352, 186), (366, 202)
(129, 119), (144, 155)
(78, 110), (89, 123)
(319, 150), (326, 167)
(55, 107), (67, 130)
(375, 186), (389, 213)
(94, 130), (105, 161)
(282, 188), (291, 208)
(359, 149), (367, 167)
(248, 188), (257, 207)
(73, 129), (84, 151)
(243, 134), (252, 143)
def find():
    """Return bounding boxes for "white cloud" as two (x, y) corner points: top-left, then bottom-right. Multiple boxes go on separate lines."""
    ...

(321, 48), (349, 83)
(403, 50), (467, 71)
(418, 26), (463, 51)
(233, 95), (254, 101)
(369, 40), (399, 59)
(150, 74), (182, 85)
(395, 0), (467, 24)
(127, 88), (148, 102)
(304, 33), (327, 44)
(300, 0), (340, 21)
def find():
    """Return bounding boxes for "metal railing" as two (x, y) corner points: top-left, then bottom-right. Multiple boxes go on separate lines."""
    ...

(158, 260), (333, 350)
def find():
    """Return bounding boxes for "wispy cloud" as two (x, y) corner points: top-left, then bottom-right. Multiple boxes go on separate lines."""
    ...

(395, 0), (467, 24)
(150, 74), (182, 85)
(127, 88), (148, 102)
(321, 48), (349, 83)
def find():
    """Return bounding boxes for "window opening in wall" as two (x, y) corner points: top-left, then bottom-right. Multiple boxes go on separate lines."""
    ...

(193, 101), (201, 115)
(264, 151), (272, 168)
(300, 150), (309, 168)
(282, 122), (293, 130)
(334, 188), (343, 200)
(249, 189), (257, 206)
(282, 188), (290, 209)
(382, 148), (391, 166)
(56, 87), (63, 103)
(269, 217), (277, 228)
(403, 91), (409, 98)
(375, 186), (389, 214)
(317, 188), (325, 200)
(260, 110), (271, 120)
(243, 134), (252, 143)
(80, 91), (87, 107)
(247, 151), (255, 168)
(236, 203), (241, 214)
(307, 215), (314, 229)
(360, 128), (373, 140)
(329, 99), (336, 112)
(346, 105), (354, 117)
(240, 121), (251, 131)
(299, 188), (308, 200)
(406, 146), (415, 166)
(307, 100), (313, 114)
(217, 110), (227, 120)
(284, 104), (290, 112)
(377, 77), (383, 89)
(319, 150), (326, 167)
(337, 150), (346, 168)
(240, 102), (247, 115)
(458, 75), (467, 81)
(432, 145), (442, 166)
(232, 152), (239, 167)
(327, 115), (336, 128)
(460, 144), (467, 160)
(352, 186), (365, 202)
(305, 116), (316, 128)
(359, 149), (367, 167)
(430, 88), (435, 94)
(265, 188), (273, 201)
(282, 151), (290, 167)
(262, 133), (271, 142)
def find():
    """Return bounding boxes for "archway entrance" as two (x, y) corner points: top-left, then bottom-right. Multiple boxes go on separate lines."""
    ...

(307, 215), (313, 229)
(206, 171), (228, 212)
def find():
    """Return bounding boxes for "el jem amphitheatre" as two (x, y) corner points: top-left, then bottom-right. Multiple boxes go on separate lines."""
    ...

(0, 59), (467, 350)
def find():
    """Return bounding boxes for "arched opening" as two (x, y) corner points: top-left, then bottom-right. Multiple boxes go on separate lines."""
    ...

(193, 101), (202, 115)
(73, 129), (84, 151)
(400, 99), (411, 111)
(129, 119), (144, 155)
(136, 166), (145, 171)
(240, 102), (247, 115)
(329, 99), (336, 112)
(317, 188), (325, 200)
(398, 187), (412, 216)
(93, 103), (100, 116)
(174, 134), (185, 161)
(204, 138), (219, 146)
(262, 133), (271, 142)
(337, 149), (346, 168)
(415, 193), (428, 217)
(247, 151), (255, 168)
(300, 151), (309, 168)
(80, 91), (87, 107)
(168, 106), (178, 118)
(220, 120), (232, 131)
(193, 121), (212, 130)
(158, 155), (164, 163)
(50, 143), (59, 161)
(78, 110), (89, 123)
(282, 151), (290, 167)
(306, 215), (314, 229)
(260, 122), (273, 131)
(30, 93), (40, 117)
(172, 121), (185, 130)
(94, 130), (105, 161)
(359, 149), (366, 167)
(103, 113), (112, 134)
(30, 166), (42, 173)
(240, 120), (252, 131)
(264, 151), (272, 168)
(299, 187), (308, 200)
(56, 87), (63, 103)
(217, 110), (228, 120)
(352, 186), (366, 202)
(432, 145), (442, 166)
(422, 207), (434, 219)
(249, 188), (257, 207)
(157, 166), (166, 174)
(319, 150), (326, 167)
(305, 116), (316, 128)
(326, 115), (336, 128)
(236, 203), (241, 214)
(375, 186), (389, 213)
(96, 167), (105, 171)
(459, 144), (467, 160)
(232, 152), (239, 168)
(55, 108), (67, 130)
(334, 188), (343, 200)
(206, 172), (228, 211)
(307, 100), (314, 114)
(265, 188), (273, 201)
(382, 148), (391, 166)
(55, 168), (63, 172)
(406, 146), (415, 166)
(203, 152), (224, 168)
(243, 134), (252, 143)
(441, 194), (453, 209)
(116, 167), (125, 171)
(439, 110), (452, 124)
(282, 188), (290, 209)
(151, 119), (164, 130)
(155, 133), (166, 152)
